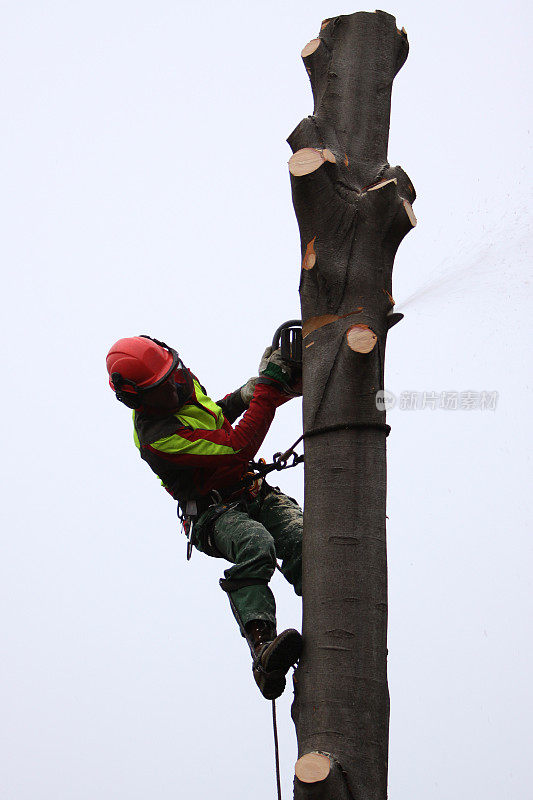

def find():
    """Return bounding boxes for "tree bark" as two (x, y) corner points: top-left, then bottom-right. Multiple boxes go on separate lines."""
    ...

(288, 12), (415, 800)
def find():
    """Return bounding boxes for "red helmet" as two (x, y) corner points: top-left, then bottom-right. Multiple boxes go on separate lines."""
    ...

(106, 335), (179, 406)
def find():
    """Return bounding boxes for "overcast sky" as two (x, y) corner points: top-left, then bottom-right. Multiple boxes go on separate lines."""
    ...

(1, 1), (532, 798)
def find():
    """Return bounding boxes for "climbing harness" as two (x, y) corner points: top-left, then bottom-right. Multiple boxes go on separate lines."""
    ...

(177, 491), (234, 561)
(176, 432), (306, 561)
(179, 421), (390, 558)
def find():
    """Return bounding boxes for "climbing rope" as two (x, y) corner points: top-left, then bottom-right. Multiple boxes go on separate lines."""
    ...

(287, 420), (391, 454)
(272, 699), (282, 800)
(247, 420), (391, 484)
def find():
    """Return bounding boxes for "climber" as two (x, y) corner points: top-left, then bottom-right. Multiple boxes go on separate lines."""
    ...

(106, 334), (303, 700)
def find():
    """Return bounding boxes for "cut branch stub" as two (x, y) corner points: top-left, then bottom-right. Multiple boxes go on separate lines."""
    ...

(295, 752), (331, 784)
(366, 177), (397, 192)
(302, 38), (321, 58)
(346, 324), (377, 353)
(289, 148), (326, 176)
(402, 199), (417, 227)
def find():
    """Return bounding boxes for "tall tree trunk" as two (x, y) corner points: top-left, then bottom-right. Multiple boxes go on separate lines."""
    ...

(288, 12), (416, 800)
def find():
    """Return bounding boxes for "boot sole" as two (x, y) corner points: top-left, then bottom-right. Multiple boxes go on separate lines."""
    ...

(261, 629), (303, 674)
(253, 670), (286, 701)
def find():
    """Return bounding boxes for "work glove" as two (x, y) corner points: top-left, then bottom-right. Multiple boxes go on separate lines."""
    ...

(239, 376), (258, 406)
(238, 347), (272, 405)
(241, 346), (302, 403)
(258, 346), (273, 375)
(259, 347), (297, 395)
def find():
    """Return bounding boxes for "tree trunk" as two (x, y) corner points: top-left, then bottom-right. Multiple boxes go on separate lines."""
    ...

(288, 12), (416, 800)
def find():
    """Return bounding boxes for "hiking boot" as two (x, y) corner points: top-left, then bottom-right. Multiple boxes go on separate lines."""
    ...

(246, 620), (277, 655)
(245, 621), (303, 700)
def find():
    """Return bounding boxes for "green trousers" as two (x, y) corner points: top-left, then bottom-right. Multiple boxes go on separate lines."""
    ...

(194, 487), (302, 630)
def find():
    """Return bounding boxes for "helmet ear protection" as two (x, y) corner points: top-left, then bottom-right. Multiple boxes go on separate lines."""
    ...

(111, 371), (145, 409)
(111, 335), (181, 409)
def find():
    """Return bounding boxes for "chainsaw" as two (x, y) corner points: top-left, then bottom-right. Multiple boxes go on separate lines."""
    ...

(271, 319), (302, 370)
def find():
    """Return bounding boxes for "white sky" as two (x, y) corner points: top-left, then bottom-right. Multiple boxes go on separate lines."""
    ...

(1, 1), (531, 798)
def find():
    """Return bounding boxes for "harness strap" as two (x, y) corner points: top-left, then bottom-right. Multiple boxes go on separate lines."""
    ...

(219, 577), (269, 593)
